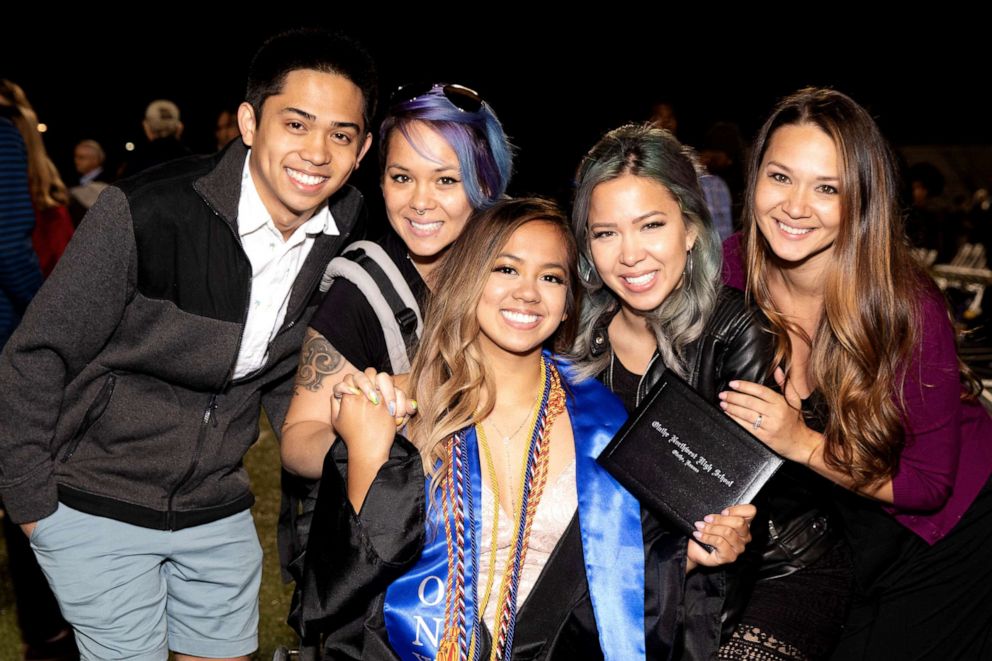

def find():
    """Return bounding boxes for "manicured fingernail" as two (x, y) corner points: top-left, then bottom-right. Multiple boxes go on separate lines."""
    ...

(692, 530), (703, 539)
(694, 521), (705, 530)
(349, 387), (361, 396)
(410, 400), (418, 410)
(718, 392), (727, 400)
(370, 391), (379, 405)
(388, 401), (396, 416)
(729, 381), (740, 389)
(704, 514), (715, 523)
(719, 401), (728, 410)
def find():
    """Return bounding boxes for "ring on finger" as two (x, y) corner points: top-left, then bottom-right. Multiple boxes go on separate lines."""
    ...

(753, 414), (763, 431)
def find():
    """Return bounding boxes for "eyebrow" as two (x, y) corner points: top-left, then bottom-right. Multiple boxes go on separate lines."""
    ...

(766, 160), (839, 181)
(386, 163), (460, 173)
(281, 106), (361, 132)
(498, 252), (567, 271)
(589, 210), (669, 227)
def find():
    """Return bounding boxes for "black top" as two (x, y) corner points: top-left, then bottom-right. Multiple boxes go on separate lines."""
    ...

(609, 354), (642, 413)
(309, 231), (429, 373)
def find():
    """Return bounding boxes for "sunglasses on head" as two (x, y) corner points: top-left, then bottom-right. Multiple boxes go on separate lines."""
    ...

(389, 83), (485, 113)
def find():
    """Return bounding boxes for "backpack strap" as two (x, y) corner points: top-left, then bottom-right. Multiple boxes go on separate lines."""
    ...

(320, 240), (423, 373)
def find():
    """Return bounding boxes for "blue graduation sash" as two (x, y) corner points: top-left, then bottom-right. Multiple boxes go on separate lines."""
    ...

(384, 428), (483, 661)
(384, 355), (644, 661)
(561, 359), (646, 661)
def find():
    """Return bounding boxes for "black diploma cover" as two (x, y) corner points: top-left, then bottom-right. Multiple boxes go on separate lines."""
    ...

(597, 369), (783, 546)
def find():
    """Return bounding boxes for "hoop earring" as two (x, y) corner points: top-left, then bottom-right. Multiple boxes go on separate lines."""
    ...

(683, 250), (693, 284)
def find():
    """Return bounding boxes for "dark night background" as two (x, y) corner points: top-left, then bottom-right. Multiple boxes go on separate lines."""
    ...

(3, 16), (989, 224)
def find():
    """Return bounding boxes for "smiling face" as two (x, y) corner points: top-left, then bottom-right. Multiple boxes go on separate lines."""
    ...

(587, 174), (696, 313)
(476, 221), (570, 362)
(238, 68), (372, 238)
(382, 122), (473, 277)
(753, 123), (842, 270)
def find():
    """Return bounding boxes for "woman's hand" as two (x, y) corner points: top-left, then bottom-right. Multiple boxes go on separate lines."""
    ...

(720, 370), (896, 502)
(332, 368), (417, 431)
(331, 368), (416, 513)
(685, 503), (756, 572)
(718, 367), (820, 464)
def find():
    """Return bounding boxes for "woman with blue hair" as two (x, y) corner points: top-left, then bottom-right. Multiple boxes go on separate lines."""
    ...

(282, 83), (513, 477)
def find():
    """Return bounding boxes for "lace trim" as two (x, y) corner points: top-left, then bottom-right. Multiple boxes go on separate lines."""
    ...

(717, 625), (809, 661)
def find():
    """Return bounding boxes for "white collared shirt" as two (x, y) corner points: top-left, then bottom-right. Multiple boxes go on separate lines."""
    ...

(232, 152), (339, 379)
(80, 167), (103, 186)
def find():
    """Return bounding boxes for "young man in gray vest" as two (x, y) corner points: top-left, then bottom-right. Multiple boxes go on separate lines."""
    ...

(0, 28), (376, 660)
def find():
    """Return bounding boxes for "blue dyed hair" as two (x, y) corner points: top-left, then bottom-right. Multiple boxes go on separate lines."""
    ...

(379, 85), (513, 210)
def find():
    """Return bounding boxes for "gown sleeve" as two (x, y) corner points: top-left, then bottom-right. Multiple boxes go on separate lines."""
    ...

(297, 434), (426, 649)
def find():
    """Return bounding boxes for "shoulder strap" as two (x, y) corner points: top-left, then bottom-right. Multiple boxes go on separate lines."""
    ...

(320, 240), (423, 373)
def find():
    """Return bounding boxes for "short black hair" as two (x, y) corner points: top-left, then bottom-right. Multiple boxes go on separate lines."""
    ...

(245, 28), (377, 132)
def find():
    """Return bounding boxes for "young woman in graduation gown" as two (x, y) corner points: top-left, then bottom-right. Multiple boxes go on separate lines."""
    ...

(298, 198), (754, 660)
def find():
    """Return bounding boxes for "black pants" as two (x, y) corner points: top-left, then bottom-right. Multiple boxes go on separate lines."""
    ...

(831, 476), (992, 660)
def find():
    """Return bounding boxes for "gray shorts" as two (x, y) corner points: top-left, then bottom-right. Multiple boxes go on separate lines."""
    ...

(30, 504), (262, 660)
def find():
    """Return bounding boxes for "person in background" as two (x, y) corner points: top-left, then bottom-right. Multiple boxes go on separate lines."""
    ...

(215, 108), (241, 150)
(0, 79), (77, 661)
(649, 102), (734, 240)
(69, 139), (111, 225)
(73, 139), (108, 186)
(0, 80), (75, 277)
(118, 98), (192, 178)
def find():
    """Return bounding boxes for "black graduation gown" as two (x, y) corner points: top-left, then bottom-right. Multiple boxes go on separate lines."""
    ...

(298, 437), (723, 660)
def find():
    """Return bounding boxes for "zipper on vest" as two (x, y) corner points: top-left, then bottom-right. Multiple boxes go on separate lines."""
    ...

(163, 202), (248, 529)
(61, 374), (117, 463)
(167, 393), (218, 530)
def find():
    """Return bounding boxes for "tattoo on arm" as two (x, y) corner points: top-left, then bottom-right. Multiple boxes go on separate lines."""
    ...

(294, 328), (345, 393)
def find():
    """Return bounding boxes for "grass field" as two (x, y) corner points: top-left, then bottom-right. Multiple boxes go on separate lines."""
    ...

(0, 415), (296, 660)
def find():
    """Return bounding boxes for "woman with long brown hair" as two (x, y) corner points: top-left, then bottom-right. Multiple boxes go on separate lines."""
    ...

(0, 80), (73, 277)
(298, 198), (754, 660)
(720, 87), (992, 660)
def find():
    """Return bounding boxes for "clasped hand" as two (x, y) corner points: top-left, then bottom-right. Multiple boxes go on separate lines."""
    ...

(332, 368), (418, 459)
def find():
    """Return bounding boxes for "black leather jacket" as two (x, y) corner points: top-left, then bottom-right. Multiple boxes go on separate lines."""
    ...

(592, 285), (849, 647)
(592, 285), (774, 404)
(591, 285), (773, 648)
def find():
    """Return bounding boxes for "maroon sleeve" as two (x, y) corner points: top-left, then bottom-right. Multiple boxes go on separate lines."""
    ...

(721, 232), (746, 290)
(890, 290), (962, 512)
